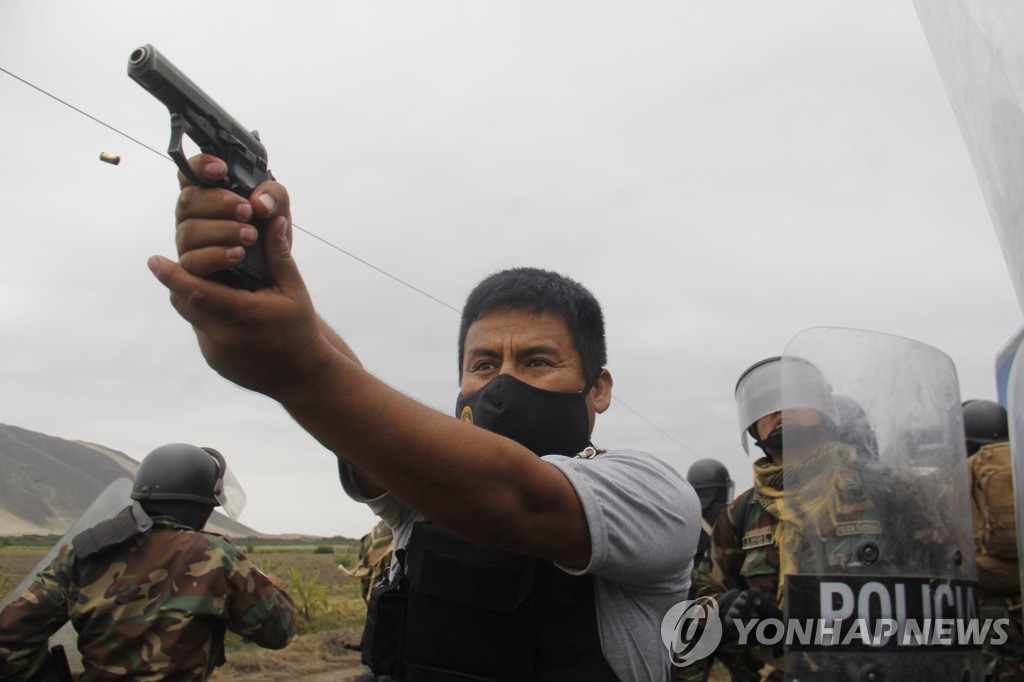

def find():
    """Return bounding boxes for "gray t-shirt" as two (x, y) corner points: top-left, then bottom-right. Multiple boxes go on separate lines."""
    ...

(339, 449), (701, 682)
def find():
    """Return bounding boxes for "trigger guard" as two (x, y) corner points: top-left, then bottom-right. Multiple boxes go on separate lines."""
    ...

(169, 113), (216, 187)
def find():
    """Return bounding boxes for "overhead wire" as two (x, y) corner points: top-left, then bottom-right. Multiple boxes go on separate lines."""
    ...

(0, 66), (167, 162)
(1, 65), (705, 462)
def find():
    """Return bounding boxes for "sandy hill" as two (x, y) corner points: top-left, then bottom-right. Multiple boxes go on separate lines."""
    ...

(0, 424), (262, 538)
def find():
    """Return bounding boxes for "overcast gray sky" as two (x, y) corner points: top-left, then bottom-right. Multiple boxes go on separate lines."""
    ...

(2, 1), (1021, 538)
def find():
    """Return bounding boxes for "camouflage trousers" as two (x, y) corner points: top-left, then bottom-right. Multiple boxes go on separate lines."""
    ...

(980, 595), (1024, 682)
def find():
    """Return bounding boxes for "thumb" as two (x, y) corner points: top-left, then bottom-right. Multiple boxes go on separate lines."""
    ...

(264, 215), (307, 294)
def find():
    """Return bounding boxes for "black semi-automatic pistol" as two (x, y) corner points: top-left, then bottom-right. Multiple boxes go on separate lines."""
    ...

(128, 44), (273, 290)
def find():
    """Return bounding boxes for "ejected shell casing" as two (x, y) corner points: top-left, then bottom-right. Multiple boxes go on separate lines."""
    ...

(99, 152), (121, 165)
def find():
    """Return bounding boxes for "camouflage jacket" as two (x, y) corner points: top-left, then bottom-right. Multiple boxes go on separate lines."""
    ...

(0, 517), (296, 681)
(338, 519), (394, 603)
(685, 486), (778, 682)
(690, 446), (951, 681)
(691, 445), (938, 608)
(691, 486), (781, 608)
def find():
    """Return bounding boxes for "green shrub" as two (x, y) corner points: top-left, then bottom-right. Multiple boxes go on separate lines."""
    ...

(287, 568), (330, 623)
(312, 545), (334, 555)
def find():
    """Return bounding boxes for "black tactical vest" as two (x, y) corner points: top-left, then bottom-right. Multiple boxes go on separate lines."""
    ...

(363, 521), (620, 681)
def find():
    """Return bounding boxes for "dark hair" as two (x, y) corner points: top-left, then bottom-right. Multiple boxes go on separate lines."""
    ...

(457, 268), (607, 384)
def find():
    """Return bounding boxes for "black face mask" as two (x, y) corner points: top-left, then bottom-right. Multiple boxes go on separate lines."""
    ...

(754, 426), (785, 453)
(754, 423), (831, 454)
(455, 373), (593, 456)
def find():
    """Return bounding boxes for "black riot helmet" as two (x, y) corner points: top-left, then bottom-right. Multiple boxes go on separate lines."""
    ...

(834, 394), (879, 460)
(686, 458), (735, 512)
(130, 443), (246, 529)
(962, 399), (1009, 456)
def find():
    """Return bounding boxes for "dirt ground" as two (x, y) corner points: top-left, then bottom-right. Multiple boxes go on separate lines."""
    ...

(209, 630), (733, 682)
(209, 627), (370, 682)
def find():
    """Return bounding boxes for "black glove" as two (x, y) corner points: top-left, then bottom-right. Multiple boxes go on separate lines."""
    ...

(718, 589), (783, 640)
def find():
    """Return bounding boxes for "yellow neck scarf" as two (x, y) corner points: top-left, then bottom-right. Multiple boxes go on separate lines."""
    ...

(752, 445), (848, 605)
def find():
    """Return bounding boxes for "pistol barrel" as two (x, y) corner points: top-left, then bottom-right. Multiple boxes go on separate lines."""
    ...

(127, 44), (267, 159)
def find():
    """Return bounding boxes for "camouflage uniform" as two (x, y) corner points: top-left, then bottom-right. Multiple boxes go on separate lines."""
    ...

(688, 484), (778, 682)
(0, 516), (296, 681)
(977, 594), (1024, 681)
(674, 500), (765, 682)
(689, 442), (907, 682)
(339, 520), (395, 603)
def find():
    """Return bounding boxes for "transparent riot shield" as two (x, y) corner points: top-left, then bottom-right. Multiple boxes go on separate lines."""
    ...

(914, 0), (1024, 313)
(0, 477), (134, 672)
(1010, 343), (1024, 593)
(915, 5), (1024, 671)
(779, 327), (981, 681)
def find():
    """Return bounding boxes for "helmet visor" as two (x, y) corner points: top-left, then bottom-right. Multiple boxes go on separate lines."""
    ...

(204, 447), (248, 520)
(736, 359), (783, 452)
(735, 357), (836, 452)
(217, 465), (247, 520)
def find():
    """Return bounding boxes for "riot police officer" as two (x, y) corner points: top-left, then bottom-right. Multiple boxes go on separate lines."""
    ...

(695, 324), (985, 682)
(688, 357), (803, 682)
(964, 398), (1011, 456)
(690, 352), (953, 681)
(0, 443), (296, 681)
(963, 399), (1023, 681)
(686, 458), (734, 571)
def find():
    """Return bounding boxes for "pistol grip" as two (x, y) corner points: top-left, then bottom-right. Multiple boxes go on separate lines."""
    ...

(209, 214), (270, 290)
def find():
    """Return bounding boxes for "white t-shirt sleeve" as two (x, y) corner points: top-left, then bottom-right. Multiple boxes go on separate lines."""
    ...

(337, 462), (413, 536)
(544, 450), (701, 589)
